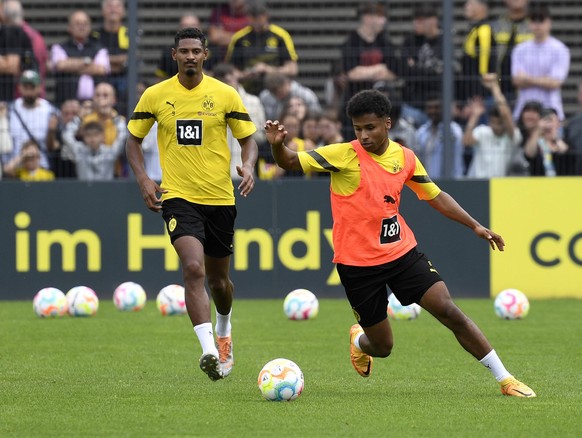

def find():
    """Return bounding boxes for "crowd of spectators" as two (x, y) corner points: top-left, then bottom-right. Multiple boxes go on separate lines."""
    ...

(0, 0), (580, 182)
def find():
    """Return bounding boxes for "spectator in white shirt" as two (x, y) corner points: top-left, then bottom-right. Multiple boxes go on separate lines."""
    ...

(8, 70), (56, 170)
(462, 73), (522, 178)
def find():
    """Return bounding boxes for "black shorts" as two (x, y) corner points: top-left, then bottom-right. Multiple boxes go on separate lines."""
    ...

(336, 247), (443, 327)
(161, 198), (237, 258)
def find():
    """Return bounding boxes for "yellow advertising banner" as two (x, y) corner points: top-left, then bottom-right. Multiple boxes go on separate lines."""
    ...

(490, 178), (582, 298)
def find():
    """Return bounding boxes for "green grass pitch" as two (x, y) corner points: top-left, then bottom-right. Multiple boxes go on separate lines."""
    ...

(1, 297), (581, 437)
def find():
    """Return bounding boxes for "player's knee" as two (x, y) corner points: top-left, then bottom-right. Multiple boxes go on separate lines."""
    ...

(182, 259), (205, 282)
(442, 304), (471, 330)
(207, 277), (232, 294)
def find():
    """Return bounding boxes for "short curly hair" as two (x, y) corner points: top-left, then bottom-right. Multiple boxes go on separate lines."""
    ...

(174, 27), (206, 49)
(346, 89), (392, 119)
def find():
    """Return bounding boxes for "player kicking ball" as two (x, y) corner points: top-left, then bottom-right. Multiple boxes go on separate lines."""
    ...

(265, 89), (535, 397)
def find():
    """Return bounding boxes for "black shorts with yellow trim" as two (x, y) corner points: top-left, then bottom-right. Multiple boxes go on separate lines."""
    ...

(336, 247), (442, 327)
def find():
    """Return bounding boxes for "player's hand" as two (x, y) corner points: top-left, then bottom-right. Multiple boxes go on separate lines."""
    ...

(236, 164), (255, 197)
(139, 177), (167, 212)
(264, 120), (288, 146)
(475, 226), (505, 251)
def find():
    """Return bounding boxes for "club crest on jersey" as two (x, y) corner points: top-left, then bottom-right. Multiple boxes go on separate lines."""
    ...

(202, 96), (215, 112)
(391, 160), (403, 173)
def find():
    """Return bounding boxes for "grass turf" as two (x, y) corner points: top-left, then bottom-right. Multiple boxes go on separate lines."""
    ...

(1, 298), (580, 437)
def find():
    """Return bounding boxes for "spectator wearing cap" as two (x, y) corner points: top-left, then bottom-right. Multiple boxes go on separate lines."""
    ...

(398, 3), (444, 128)
(259, 71), (321, 121)
(511, 4), (570, 121)
(6, 70), (57, 171)
(225, 0), (298, 95)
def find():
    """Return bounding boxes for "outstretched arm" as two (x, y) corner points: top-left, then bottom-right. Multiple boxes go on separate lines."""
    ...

(264, 120), (303, 171)
(482, 73), (515, 136)
(427, 191), (505, 251)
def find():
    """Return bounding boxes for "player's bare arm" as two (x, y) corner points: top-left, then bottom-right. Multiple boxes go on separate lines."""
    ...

(264, 120), (302, 171)
(427, 191), (505, 251)
(236, 135), (259, 197)
(125, 133), (167, 212)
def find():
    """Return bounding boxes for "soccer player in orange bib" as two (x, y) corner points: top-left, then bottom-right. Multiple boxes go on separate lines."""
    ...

(265, 89), (535, 397)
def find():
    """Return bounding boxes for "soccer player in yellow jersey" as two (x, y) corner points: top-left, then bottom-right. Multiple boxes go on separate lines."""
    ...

(126, 28), (258, 381)
(265, 89), (536, 397)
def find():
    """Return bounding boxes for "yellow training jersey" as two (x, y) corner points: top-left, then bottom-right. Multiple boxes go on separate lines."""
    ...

(127, 74), (256, 205)
(297, 140), (441, 201)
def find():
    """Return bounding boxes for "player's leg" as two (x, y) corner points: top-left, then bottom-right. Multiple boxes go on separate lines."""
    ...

(203, 205), (237, 377)
(173, 235), (223, 380)
(163, 199), (222, 380)
(419, 281), (492, 359)
(349, 314), (393, 378)
(356, 318), (394, 358)
(338, 263), (394, 377)
(420, 281), (536, 397)
(206, 254), (234, 376)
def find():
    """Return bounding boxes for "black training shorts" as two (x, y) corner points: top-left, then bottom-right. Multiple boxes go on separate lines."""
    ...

(161, 198), (237, 258)
(336, 247), (443, 327)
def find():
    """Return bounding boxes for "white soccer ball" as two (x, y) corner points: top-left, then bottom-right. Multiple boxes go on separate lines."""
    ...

(33, 287), (68, 318)
(283, 288), (319, 320)
(387, 293), (422, 321)
(66, 286), (99, 317)
(156, 284), (187, 316)
(258, 358), (304, 402)
(494, 289), (530, 320)
(113, 281), (147, 311)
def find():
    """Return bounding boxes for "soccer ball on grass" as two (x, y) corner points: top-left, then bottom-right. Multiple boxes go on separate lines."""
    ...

(66, 286), (99, 316)
(283, 288), (319, 320)
(258, 358), (304, 401)
(494, 289), (530, 320)
(113, 281), (147, 311)
(156, 284), (187, 316)
(33, 287), (68, 318)
(387, 293), (421, 320)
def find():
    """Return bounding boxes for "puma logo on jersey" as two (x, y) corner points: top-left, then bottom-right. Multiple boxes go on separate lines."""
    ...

(166, 101), (176, 110)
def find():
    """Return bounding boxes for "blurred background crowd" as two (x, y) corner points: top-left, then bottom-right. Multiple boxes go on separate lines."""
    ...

(0, 0), (581, 182)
